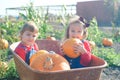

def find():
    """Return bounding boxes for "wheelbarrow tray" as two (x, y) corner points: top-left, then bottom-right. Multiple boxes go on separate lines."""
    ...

(10, 39), (107, 80)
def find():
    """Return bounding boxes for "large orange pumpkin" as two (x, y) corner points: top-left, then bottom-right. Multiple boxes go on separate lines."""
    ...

(30, 50), (49, 63)
(30, 51), (70, 72)
(0, 38), (9, 50)
(62, 38), (82, 58)
(102, 38), (113, 46)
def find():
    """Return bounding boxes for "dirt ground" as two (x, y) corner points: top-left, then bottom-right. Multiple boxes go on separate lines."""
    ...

(100, 44), (120, 80)
(100, 66), (120, 80)
(98, 27), (120, 80)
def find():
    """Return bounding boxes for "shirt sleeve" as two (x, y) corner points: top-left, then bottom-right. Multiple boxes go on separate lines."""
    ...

(80, 40), (92, 66)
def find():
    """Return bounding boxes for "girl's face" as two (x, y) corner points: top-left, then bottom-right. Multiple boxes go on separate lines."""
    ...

(21, 30), (38, 46)
(69, 23), (84, 40)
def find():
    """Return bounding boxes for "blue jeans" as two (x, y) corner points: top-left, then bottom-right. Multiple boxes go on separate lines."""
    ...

(25, 49), (36, 65)
(64, 55), (85, 69)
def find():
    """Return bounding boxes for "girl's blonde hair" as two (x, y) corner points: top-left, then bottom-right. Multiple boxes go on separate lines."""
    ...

(20, 21), (39, 36)
(65, 16), (89, 39)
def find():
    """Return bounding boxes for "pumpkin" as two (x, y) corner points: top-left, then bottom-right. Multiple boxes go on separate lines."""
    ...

(30, 50), (49, 63)
(0, 38), (9, 50)
(102, 38), (113, 46)
(0, 61), (8, 76)
(0, 61), (8, 70)
(30, 51), (70, 72)
(46, 36), (56, 41)
(89, 41), (96, 49)
(62, 38), (82, 58)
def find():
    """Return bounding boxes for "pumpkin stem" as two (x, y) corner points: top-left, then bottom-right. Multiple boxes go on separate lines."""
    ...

(49, 51), (55, 54)
(43, 56), (54, 70)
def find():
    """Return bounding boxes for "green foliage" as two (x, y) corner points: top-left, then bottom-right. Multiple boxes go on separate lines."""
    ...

(0, 49), (9, 61)
(87, 17), (120, 66)
(92, 47), (120, 66)
(87, 17), (105, 46)
(0, 21), (23, 44)
(114, 32), (120, 42)
(18, 2), (64, 39)
(111, 23), (120, 42)
(4, 59), (19, 80)
(0, 61), (8, 78)
(52, 29), (65, 40)
(0, 49), (19, 80)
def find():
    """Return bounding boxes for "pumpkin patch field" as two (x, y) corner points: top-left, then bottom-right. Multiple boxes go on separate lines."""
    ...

(0, 19), (120, 80)
(0, 3), (120, 80)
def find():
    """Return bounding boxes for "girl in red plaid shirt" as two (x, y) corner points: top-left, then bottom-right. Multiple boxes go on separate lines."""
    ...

(61, 16), (92, 69)
(14, 21), (39, 65)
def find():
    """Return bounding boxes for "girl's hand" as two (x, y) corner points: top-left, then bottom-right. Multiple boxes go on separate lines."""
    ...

(73, 43), (87, 54)
(60, 45), (65, 56)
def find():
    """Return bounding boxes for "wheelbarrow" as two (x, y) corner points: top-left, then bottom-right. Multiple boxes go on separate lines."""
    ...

(10, 39), (107, 80)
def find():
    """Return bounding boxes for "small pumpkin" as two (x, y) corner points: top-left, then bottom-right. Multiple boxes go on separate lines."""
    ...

(62, 38), (82, 58)
(30, 50), (49, 63)
(0, 38), (9, 50)
(89, 41), (96, 49)
(102, 38), (113, 46)
(30, 51), (70, 72)
(46, 36), (56, 41)
(0, 61), (8, 70)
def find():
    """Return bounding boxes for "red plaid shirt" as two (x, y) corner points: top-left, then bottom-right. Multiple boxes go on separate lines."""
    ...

(80, 40), (92, 66)
(14, 42), (39, 61)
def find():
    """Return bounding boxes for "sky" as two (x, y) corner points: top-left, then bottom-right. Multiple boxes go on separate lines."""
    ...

(0, 0), (97, 16)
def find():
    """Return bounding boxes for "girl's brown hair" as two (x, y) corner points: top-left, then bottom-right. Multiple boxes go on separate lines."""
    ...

(65, 16), (89, 39)
(20, 21), (39, 36)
